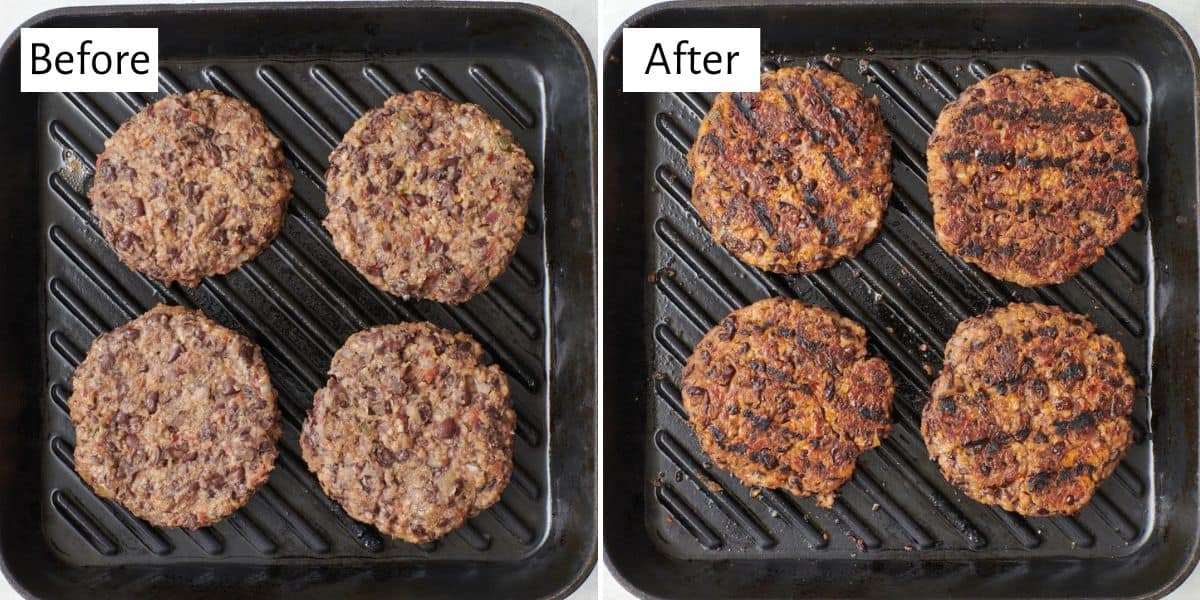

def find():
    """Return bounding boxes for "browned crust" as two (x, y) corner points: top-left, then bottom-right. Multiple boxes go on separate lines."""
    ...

(301, 322), (515, 543)
(69, 305), (281, 528)
(686, 67), (893, 274)
(921, 302), (1135, 516)
(89, 90), (293, 287)
(323, 91), (534, 304)
(681, 297), (894, 506)
(927, 69), (1144, 286)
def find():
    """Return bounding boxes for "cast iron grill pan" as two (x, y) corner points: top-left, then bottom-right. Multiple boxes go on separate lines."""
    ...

(647, 52), (1153, 557)
(0, 3), (595, 599)
(604, 2), (1199, 598)
(45, 56), (548, 560)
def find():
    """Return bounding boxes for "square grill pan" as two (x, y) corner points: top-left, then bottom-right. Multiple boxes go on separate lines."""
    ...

(0, 2), (595, 599)
(604, 1), (1199, 598)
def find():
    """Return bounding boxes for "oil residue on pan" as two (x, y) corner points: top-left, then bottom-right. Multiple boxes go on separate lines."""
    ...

(604, 2), (1199, 599)
(1, 3), (595, 600)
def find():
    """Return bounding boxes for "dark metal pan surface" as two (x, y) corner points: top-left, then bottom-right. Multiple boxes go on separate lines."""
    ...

(604, 1), (1198, 597)
(0, 3), (596, 598)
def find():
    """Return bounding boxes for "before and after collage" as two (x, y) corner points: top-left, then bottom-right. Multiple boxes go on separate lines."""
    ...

(1, 0), (1199, 598)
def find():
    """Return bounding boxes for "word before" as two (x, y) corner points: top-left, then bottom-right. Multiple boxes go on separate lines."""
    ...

(31, 40), (150, 75)
(21, 28), (158, 93)
(644, 40), (740, 75)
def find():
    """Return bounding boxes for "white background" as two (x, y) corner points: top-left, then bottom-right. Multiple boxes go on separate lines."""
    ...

(599, 0), (1200, 599)
(0, 2), (596, 599)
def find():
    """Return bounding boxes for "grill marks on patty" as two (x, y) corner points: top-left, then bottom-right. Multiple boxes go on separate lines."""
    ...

(927, 69), (1144, 286)
(921, 303), (1135, 516)
(939, 148), (1135, 175)
(680, 67), (1145, 519)
(682, 298), (894, 508)
(687, 67), (892, 274)
(731, 92), (760, 132)
(956, 98), (1114, 127)
(807, 72), (859, 145)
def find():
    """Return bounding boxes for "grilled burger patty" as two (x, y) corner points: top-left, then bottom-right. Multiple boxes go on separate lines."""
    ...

(681, 297), (894, 506)
(922, 302), (1135, 516)
(89, 90), (292, 287)
(323, 91), (534, 304)
(69, 305), (281, 528)
(687, 67), (892, 274)
(301, 322), (515, 543)
(928, 69), (1144, 286)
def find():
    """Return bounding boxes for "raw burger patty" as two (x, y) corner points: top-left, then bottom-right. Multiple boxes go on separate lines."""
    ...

(681, 297), (894, 507)
(323, 91), (534, 304)
(89, 90), (292, 287)
(301, 322), (515, 543)
(927, 69), (1144, 286)
(687, 67), (892, 274)
(69, 304), (281, 528)
(922, 302), (1135, 516)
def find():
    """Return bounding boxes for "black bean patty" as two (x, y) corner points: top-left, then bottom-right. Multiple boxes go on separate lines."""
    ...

(922, 302), (1135, 516)
(928, 69), (1144, 286)
(323, 91), (534, 304)
(301, 322), (515, 543)
(681, 297), (894, 506)
(69, 305), (281, 528)
(687, 67), (893, 274)
(89, 90), (292, 287)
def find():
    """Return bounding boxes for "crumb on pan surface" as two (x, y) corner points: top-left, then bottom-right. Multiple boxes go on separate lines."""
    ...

(927, 69), (1144, 286)
(323, 91), (534, 304)
(301, 322), (515, 543)
(69, 304), (281, 528)
(681, 297), (894, 507)
(89, 90), (292, 287)
(921, 302), (1135, 516)
(687, 67), (892, 274)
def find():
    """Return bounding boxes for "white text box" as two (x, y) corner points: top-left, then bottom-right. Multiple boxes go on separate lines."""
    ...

(21, 28), (158, 93)
(623, 28), (760, 93)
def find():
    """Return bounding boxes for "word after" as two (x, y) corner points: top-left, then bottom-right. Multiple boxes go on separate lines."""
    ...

(21, 28), (158, 92)
(646, 41), (741, 76)
(623, 28), (760, 93)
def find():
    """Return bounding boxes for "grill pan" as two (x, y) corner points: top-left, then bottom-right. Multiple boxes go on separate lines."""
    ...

(603, 1), (1200, 597)
(0, 2), (596, 598)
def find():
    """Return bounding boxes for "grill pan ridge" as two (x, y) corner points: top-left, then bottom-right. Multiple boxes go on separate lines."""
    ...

(604, 1), (1200, 598)
(0, 3), (596, 599)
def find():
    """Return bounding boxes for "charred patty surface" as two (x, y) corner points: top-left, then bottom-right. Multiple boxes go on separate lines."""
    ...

(301, 322), (515, 543)
(681, 297), (894, 506)
(927, 69), (1144, 286)
(323, 91), (534, 304)
(89, 90), (292, 287)
(69, 305), (281, 528)
(687, 67), (892, 274)
(922, 302), (1135, 516)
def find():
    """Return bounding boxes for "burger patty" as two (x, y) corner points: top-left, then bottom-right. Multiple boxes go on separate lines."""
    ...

(687, 66), (893, 274)
(323, 91), (534, 304)
(301, 322), (515, 543)
(922, 302), (1135, 516)
(681, 297), (894, 506)
(927, 69), (1144, 286)
(89, 90), (292, 287)
(69, 305), (281, 528)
